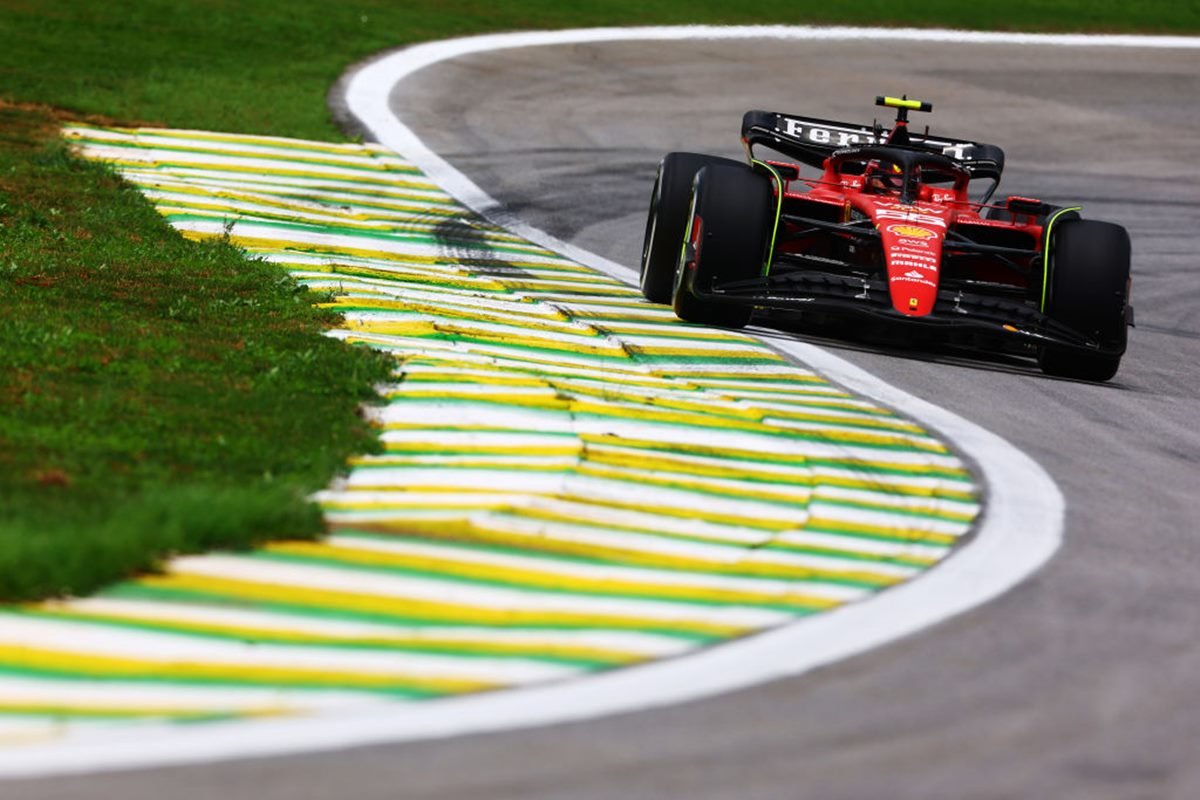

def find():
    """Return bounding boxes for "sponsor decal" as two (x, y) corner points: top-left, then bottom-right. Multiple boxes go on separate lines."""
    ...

(774, 117), (973, 161)
(886, 224), (938, 239)
(780, 118), (876, 148)
(904, 270), (925, 278)
(892, 248), (936, 261)
(891, 259), (939, 273)
(877, 209), (948, 228)
(891, 238), (931, 250)
(889, 252), (938, 264)
(892, 275), (937, 288)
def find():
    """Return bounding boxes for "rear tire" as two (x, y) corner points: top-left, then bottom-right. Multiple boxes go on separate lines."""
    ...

(1037, 218), (1130, 381)
(672, 163), (774, 329)
(640, 152), (745, 303)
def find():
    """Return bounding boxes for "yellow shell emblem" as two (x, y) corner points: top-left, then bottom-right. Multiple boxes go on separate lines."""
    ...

(888, 224), (937, 239)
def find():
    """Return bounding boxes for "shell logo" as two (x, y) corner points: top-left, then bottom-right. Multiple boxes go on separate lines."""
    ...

(887, 224), (938, 239)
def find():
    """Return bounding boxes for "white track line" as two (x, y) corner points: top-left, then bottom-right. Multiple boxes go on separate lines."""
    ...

(7, 23), (1160, 777)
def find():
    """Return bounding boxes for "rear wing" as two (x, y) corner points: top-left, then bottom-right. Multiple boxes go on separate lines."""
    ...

(741, 110), (1004, 183)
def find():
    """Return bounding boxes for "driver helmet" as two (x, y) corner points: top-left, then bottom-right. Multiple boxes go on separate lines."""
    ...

(866, 161), (903, 193)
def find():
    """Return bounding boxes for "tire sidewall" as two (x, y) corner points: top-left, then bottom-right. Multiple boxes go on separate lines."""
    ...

(671, 163), (774, 328)
(1038, 217), (1131, 381)
(640, 152), (745, 303)
(1044, 218), (1130, 350)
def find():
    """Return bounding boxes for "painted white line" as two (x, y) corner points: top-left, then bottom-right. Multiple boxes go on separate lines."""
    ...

(0, 614), (578, 685)
(324, 534), (900, 593)
(0, 24), (1080, 778)
(0, 676), (386, 712)
(165, 555), (794, 626)
(57, 597), (692, 656)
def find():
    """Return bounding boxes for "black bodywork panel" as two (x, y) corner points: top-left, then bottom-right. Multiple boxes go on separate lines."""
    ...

(741, 110), (1005, 184)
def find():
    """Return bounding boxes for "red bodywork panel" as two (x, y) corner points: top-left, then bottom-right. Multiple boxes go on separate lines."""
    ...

(873, 202), (948, 316)
(763, 152), (1045, 318)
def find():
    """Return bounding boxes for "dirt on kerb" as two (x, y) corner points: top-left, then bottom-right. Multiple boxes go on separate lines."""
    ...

(0, 98), (165, 140)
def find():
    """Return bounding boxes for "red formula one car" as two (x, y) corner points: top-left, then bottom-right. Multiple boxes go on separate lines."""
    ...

(640, 96), (1133, 381)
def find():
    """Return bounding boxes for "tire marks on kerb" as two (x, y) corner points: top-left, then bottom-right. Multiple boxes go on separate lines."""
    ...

(0, 23), (1110, 776)
(0, 118), (976, 775)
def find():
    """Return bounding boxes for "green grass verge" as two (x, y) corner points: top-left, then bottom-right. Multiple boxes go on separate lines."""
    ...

(0, 1), (1194, 600)
(0, 104), (392, 600)
(2, 1), (1196, 141)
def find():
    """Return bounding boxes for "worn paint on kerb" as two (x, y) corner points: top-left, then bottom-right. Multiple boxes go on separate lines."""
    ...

(0, 124), (977, 745)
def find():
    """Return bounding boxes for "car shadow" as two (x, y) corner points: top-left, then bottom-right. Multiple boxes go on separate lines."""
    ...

(747, 311), (1135, 389)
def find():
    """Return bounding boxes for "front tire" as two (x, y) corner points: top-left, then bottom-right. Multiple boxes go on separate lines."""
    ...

(672, 163), (774, 329)
(1037, 218), (1131, 381)
(640, 152), (745, 303)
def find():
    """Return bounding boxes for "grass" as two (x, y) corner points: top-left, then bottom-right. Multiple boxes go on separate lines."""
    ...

(1, 1), (1196, 141)
(0, 103), (392, 600)
(0, 1), (1194, 600)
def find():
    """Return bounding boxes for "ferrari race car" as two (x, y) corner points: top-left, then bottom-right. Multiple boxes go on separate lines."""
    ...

(639, 96), (1134, 381)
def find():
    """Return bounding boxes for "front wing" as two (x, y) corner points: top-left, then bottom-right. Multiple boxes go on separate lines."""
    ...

(696, 269), (1126, 358)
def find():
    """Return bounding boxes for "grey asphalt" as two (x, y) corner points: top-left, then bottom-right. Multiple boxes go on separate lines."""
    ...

(14, 37), (1200, 800)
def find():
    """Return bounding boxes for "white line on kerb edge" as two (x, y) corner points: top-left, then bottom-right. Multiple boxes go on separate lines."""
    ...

(5, 23), (1149, 778)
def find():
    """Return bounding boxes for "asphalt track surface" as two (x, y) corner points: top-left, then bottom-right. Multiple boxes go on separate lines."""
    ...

(14, 35), (1200, 800)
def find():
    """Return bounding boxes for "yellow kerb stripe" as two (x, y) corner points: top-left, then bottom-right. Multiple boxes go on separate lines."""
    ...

(265, 541), (836, 611)
(35, 609), (645, 666)
(0, 644), (496, 694)
(132, 573), (748, 639)
(335, 519), (896, 587)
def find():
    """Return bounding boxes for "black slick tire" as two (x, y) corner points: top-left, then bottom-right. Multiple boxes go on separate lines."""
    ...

(672, 163), (773, 329)
(1037, 218), (1131, 382)
(640, 152), (745, 303)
